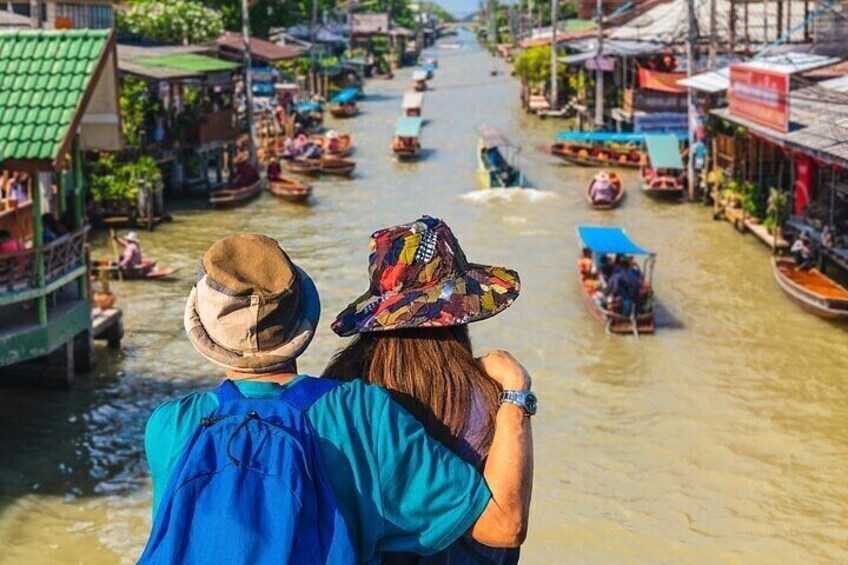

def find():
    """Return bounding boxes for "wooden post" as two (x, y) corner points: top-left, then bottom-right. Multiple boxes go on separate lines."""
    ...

(72, 137), (87, 299)
(33, 174), (46, 327)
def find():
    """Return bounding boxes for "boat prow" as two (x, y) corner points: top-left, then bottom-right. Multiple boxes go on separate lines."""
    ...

(209, 180), (263, 208)
(772, 258), (848, 320)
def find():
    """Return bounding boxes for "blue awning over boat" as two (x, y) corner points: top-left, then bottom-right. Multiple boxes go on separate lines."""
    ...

(412, 70), (428, 81)
(645, 134), (683, 170)
(294, 101), (322, 113)
(396, 116), (423, 137)
(422, 63), (436, 73)
(556, 131), (688, 143)
(576, 226), (653, 255)
(330, 87), (359, 104)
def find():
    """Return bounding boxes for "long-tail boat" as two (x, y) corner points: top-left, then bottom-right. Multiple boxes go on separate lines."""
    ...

(545, 131), (651, 169)
(772, 258), (848, 320)
(91, 259), (176, 280)
(640, 134), (685, 198)
(576, 226), (656, 335)
(327, 87), (360, 118)
(268, 176), (312, 203)
(477, 124), (523, 189)
(209, 179), (263, 208)
(392, 116), (424, 160)
(586, 171), (625, 209)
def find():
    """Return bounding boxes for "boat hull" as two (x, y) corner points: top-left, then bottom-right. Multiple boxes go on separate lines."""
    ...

(91, 260), (176, 281)
(209, 180), (262, 208)
(268, 178), (312, 202)
(587, 173), (625, 209)
(578, 267), (655, 334)
(772, 258), (848, 320)
(549, 143), (643, 169)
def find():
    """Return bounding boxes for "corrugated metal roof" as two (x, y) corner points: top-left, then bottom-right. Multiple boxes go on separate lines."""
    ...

(820, 76), (848, 93)
(563, 38), (665, 57)
(118, 44), (215, 80)
(679, 53), (841, 93)
(216, 32), (304, 62)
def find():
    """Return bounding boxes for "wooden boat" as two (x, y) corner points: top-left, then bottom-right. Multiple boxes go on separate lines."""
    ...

(477, 124), (523, 189)
(576, 226), (656, 335)
(640, 134), (685, 198)
(268, 176), (312, 202)
(547, 142), (644, 169)
(209, 179), (262, 208)
(772, 258), (848, 320)
(412, 70), (429, 92)
(91, 259), (176, 280)
(283, 158), (322, 175)
(319, 156), (356, 177)
(310, 133), (354, 157)
(327, 87), (360, 118)
(586, 172), (624, 209)
(328, 103), (359, 118)
(393, 116), (424, 160)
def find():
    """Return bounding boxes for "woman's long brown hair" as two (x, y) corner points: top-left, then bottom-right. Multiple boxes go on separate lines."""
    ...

(323, 325), (501, 457)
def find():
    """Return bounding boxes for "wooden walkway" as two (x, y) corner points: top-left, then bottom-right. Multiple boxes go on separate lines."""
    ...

(92, 307), (123, 348)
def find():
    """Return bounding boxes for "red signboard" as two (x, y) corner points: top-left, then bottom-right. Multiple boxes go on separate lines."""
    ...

(729, 65), (790, 132)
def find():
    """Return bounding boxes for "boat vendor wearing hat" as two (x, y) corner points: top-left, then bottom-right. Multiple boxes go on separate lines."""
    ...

(142, 233), (535, 563)
(114, 231), (142, 270)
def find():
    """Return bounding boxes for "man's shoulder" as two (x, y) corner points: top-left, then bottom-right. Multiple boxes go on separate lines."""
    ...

(147, 389), (219, 434)
(311, 377), (393, 409)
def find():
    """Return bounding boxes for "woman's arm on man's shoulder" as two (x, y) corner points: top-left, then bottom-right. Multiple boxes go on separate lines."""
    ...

(468, 350), (534, 548)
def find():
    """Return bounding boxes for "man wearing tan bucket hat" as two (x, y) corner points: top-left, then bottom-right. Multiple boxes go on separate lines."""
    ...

(142, 233), (534, 564)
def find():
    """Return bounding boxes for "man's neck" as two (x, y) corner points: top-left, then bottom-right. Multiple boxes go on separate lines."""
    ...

(225, 366), (299, 385)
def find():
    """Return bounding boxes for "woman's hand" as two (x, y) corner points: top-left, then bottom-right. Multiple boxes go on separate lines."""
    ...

(478, 350), (531, 392)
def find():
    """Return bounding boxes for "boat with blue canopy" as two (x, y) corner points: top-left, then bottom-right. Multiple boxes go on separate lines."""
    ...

(546, 131), (647, 169)
(328, 87), (360, 118)
(576, 226), (656, 335)
(293, 100), (324, 128)
(392, 116), (424, 160)
(476, 125), (523, 189)
(640, 134), (685, 198)
(421, 63), (436, 78)
(412, 70), (429, 92)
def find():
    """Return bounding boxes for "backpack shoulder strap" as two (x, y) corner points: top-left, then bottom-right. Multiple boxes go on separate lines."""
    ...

(214, 380), (244, 403)
(280, 377), (344, 412)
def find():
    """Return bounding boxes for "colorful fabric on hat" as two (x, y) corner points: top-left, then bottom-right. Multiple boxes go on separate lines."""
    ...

(332, 216), (520, 336)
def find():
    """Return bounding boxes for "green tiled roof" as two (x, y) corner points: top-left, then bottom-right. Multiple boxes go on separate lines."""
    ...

(134, 53), (240, 73)
(0, 30), (110, 162)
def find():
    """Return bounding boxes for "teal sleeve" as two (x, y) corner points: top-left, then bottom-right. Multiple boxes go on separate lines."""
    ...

(144, 393), (218, 517)
(373, 396), (492, 555)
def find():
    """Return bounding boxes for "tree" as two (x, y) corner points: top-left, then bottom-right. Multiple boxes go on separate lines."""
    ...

(120, 0), (225, 45)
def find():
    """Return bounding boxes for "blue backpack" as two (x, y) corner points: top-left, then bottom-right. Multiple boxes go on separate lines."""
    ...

(139, 378), (356, 565)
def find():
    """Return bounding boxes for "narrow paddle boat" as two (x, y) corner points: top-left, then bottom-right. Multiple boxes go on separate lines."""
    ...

(576, 226), (656, 335)
(293, 100), (324, 128)
(772, 258), (848, 320)
(392, 116), (424, 161)
(311, 132), (354, 157)
(476, 124), (524, 189)
(587, 171), (624, 209)
(268, 176), (312, 203)
(319, 156), (356, 177)
(640, 134), (685, 198)
(91, 259), (176, 280)
(209, 179), (263, 208)
(283, 157), (322, 175)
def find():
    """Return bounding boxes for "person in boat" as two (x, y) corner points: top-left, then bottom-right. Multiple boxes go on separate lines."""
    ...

(791, 231), (816, 271)
(822, 225), (835, 249)
(579, 247), (594, 276)
(590, 172), (616, 203)
(326, 130), (342, 154)
(325, 216), (532, 565)
(609, 256), (643, 315)
(115, 231), (143, 270)
(141, 233), (533, 564)
(267, 157), (282, 183)
(234, 158), (260, 186)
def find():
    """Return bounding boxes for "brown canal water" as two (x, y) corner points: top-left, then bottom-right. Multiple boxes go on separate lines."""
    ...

(2, 31), (848, 564)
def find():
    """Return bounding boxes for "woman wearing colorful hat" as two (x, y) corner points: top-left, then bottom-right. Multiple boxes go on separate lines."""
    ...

(326, 216), (535, 564)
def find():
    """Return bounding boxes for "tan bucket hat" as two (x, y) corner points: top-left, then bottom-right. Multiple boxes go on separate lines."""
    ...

(184, 234), (320, 373)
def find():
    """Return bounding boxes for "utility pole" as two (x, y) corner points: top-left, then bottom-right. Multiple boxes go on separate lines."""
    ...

(550, 0), (558, 108)
(29, 0), (41, 29)
(686, 0), (697, 199)
(310, 0), (319, 93)
(241, 0), (257, 165)
(348, 0), (354, 54)
(487, 0), (497, 48)
(708, 0), (717, 69)
(594, 0), (604, 128)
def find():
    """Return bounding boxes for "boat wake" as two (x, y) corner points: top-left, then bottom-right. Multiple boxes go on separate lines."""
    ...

(460, 188), (556, 203)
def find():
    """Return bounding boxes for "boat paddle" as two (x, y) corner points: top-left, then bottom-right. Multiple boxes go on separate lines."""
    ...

(109, 228), (123, 282)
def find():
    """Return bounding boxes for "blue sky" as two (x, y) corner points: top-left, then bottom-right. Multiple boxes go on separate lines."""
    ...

(434, 0), (479, 18)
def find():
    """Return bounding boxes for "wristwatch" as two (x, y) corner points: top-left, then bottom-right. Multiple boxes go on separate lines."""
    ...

(499, 390), (537, 416)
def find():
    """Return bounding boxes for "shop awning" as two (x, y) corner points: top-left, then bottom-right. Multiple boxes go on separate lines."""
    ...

(639, 68), (687, 94)
(395, 117), (423, 138)
(402, 92), (423, 110)
(645, 134), (683, 169)
(577, 226), (652, 256)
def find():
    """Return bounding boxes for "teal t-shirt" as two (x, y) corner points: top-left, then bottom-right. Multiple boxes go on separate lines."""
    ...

(145, 377), (492, 564)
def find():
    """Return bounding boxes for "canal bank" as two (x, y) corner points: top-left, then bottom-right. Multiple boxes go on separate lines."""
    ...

(2, 31), (848, 564)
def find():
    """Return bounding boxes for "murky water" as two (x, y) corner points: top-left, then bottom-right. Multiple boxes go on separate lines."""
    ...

(2, 31), (848, 564)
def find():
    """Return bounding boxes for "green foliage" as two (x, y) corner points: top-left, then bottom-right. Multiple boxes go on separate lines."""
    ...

(119, 77), (157, 149)
(514, 46), (562, 85)
(277, 57), (311, 79)
(120, 0), (224, 45)
(89, 155), (162, 205)
(765, 187), (788, 232)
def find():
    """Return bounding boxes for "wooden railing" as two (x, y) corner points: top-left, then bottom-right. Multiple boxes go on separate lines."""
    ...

(0, 228), (88, 296)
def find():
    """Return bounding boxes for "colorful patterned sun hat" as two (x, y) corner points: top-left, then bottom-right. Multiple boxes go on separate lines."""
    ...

(331, 216), (520, 337)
